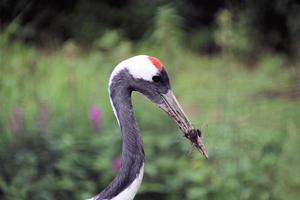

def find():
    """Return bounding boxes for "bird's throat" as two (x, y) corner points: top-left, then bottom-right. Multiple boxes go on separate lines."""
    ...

(94, 77), (144, 200)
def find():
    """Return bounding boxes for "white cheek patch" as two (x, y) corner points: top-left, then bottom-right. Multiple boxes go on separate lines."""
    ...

(109, 55), (159, 86)
(125, 55), (159, 81)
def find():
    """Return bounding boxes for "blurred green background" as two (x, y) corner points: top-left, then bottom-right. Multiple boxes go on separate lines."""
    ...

(1, 0), (300, 200)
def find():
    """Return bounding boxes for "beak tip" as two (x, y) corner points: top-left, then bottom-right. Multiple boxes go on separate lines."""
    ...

(199, 147), (209, 159)
(204, 152), (209, 159)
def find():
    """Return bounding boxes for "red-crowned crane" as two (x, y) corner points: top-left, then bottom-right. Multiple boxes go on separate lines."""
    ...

(89, 55), (208, 200)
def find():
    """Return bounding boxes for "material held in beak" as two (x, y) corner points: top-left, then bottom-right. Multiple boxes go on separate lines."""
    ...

(159, 90), (208, 158)
(185, 129), (208, 159)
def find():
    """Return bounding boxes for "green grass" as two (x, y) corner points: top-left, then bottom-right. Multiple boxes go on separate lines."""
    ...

(0, 39), (300, 200)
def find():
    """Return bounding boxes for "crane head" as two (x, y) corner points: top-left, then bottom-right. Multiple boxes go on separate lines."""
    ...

(109, 55), (208, 158)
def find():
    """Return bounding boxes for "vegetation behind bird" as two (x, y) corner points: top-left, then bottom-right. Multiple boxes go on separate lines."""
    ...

(0, 2), (300, 200)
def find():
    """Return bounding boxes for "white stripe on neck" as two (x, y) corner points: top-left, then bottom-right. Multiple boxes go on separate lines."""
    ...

(87, 164), (144, 200)
(111, 163), (144, 200)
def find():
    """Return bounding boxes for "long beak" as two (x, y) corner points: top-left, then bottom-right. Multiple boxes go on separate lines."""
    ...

(158, 90), (208, 159)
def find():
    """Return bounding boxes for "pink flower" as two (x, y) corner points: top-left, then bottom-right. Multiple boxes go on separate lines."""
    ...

(89, 105), (102, 132)
(112, 156), (122, 173)
(9, 108), (24, 136)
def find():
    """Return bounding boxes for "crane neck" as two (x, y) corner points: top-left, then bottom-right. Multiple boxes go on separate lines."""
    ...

(94, 72), (144, 200)
(112, 85), (144, 157)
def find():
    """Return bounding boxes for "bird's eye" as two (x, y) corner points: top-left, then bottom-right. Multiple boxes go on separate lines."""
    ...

(152, 75), (162, 83)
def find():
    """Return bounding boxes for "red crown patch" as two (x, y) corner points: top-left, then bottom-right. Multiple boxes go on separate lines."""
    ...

(148, 56), (164, 71)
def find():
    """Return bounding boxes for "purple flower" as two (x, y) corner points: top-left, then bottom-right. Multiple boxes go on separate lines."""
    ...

(9, 108), (24, 136)
(112, 156), (122, 173)
(39, 103), (49, 135)
(89, 105), (102, 132)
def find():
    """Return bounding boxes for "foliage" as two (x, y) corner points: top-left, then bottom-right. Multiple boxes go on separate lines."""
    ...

(214, 9), (257, 62)
(147, 6), (183, 58)
(1, 21), (300, 200)
(1, 3), (300, 199)
(1, 0), (300, 56)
